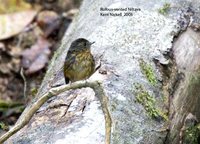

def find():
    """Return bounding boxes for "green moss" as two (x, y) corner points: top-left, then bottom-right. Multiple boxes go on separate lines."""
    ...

(139, 59), (157, 86)
(31, 88), (38, 97)
(158, 3), (171, 15)
(0, 122), (8, 131)
(134, 84), (168, 120)
(184, 124), (200, 144)
(0, 100), (23, 108)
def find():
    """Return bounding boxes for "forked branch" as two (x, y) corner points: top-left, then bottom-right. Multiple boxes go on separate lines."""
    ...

(0, 80), (112, 144)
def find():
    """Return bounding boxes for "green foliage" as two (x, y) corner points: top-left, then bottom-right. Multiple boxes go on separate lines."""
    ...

(0, 100), (23, 108)
(139, 59), (157, 86)
(184, 124), (200, 144)
(0, 122), (8, 131)
(158, 3), (171, 15)
(31, 88), (38, 97)
(134, 84), (168, 120)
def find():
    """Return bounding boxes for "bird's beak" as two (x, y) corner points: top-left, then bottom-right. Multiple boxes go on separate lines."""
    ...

(90, 41), (95, 45)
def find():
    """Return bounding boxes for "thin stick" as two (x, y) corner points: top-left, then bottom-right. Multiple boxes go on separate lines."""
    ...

(0, 80), (112, 144)
(20, 68), (27, 99)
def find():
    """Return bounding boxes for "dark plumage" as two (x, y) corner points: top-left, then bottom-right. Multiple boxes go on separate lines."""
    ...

(64, 38), (95, 84)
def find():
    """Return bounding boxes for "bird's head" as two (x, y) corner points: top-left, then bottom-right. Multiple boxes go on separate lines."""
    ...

(69, 38), (95, 52)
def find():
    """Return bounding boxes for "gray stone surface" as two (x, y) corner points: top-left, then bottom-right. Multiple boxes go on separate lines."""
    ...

(5, 0), (200, 144)
(169, 28), (200, 144)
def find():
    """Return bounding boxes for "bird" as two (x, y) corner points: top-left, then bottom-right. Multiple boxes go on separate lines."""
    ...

(64, 38), (95, 84)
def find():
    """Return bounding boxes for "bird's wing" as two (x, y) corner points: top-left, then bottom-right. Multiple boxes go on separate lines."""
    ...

(64, 53), (76, 84)
(64, 53), (76, 70)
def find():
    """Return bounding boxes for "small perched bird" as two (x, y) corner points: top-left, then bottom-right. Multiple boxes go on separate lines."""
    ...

(64, 38), (95, 84)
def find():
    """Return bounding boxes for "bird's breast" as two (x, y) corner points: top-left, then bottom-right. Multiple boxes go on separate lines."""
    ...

(65, 50), (95, 82)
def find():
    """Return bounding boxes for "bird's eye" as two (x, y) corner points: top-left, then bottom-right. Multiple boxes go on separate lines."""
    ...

(84, 42), (87, 47)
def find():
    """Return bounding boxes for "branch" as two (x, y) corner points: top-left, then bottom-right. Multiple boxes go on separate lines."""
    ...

(20, 68), (27, 99)
(0, 80), (112, 144)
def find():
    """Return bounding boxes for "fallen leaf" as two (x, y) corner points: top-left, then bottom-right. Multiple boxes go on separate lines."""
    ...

(37, 10), (60, 37)
(8, 46), (22, 57)
(21, 37), (51, 74)
(0, 10), (37, 40)
(10, 58), (21, 73)
(0, 43), (5, 51)
(0, 50), (12, 75)
(0, 0), (31, 14)
(0, 63), (11, 74)
(13, 25), (43, 50)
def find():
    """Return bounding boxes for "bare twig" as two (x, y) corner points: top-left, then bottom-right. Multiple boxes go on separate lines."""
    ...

(0, 80), (112, 144)
(20, 68), (27, 99)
